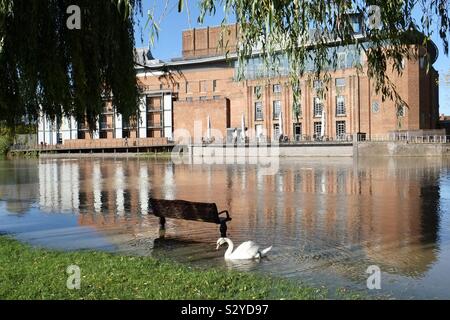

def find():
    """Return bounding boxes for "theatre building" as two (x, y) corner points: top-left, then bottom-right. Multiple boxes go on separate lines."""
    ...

(38, 21), (440, 146)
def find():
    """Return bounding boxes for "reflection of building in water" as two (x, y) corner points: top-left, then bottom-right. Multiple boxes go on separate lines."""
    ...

(39, 159), (80, 212)
(34, 158), (444, 276)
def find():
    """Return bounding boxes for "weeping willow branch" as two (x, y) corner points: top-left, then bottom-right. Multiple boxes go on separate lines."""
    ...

(0, 0), (142, 131)
(194, 0), (449, 112)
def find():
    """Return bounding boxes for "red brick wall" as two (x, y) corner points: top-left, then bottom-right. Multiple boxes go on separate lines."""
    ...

(173, 98), (230, 143)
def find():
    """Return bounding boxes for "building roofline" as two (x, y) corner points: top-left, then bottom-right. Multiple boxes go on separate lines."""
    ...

(135, 30), (439, 71)
(180, 23), (237, 33)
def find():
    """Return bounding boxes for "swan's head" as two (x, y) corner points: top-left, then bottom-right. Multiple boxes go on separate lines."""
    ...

(216, 237), (227, 250)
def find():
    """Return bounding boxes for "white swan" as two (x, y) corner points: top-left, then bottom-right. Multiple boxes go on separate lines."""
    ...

(216, 237), (272, 260)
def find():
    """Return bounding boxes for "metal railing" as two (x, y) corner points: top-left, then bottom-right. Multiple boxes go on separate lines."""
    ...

(357, 133), (450, 144)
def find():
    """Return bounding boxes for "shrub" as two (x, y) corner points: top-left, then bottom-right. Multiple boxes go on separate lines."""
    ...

(0, 136), (11, 156)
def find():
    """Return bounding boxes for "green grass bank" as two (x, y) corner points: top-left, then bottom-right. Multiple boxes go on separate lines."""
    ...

(0, 236), (361, 300)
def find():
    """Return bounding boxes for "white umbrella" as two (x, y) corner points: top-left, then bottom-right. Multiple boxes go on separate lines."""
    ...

(241, 113), (246, 142)
(320, 106), (326, 138)
(206, 115), (212, 140)
(279, 111), (284, 139)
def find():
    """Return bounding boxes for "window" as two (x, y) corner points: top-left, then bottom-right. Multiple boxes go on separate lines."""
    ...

(159, 84), (163, 90)
(372, 101), (380, 113)
(199, 96), (207, 101)
(175, 83), (180, 91)
(273, 100), (281, 119)
(200, 81), (207, 92)
(314, 122), (322, 137)
(254, 86), (262, 99)
(336, 96), (346, 116)
(255, 102), (263, 120)
(294, 123), (302, 141)
(313, 80), (323, 90)
(185, 82), (190, 93)
(350, 15), (362, 34)
(336, 121), (346, 138)
(337, 52), (347, 69)
(186, 97), (193, 102)
(335, 78), (346, 87)
(212, 80), (217, 92)
(273, 84), (281, 94)
(122, 119), (130, 129)
(273, 124), (280, 140)
(397, 104), (405, 117)
(313, 97), (323, 117)
(293, 101), (302, 119)
(213, 95), (221, 100)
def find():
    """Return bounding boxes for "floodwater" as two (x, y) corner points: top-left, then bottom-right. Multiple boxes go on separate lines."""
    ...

(1, 156), (450, 299)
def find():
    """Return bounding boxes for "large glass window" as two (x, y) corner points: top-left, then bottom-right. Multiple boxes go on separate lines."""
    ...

(314, 122), (322, 138)
(336, 96), (346, 116)
(255, 102), (263, 120)
(273, 124), (280, 140)
(273, 100), (281, 119)
(294, 123), (302, 141)
(336, 121), (346, 138)
(313, 97), (323, 117)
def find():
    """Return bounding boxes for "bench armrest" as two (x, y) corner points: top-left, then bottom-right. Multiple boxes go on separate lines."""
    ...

(218, 210), (230, 220)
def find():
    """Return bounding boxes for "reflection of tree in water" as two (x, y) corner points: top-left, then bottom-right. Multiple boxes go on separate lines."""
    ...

(360, 161), (442, 278)
(0, 160), (39, 214)
(419, 183), (440, 245)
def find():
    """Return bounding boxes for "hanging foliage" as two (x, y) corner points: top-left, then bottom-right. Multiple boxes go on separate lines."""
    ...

(194, 0), (449, 110)
(0, 0), (142, 131)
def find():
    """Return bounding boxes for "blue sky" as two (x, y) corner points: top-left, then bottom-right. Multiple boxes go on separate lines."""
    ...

(133, 1), (450, 114)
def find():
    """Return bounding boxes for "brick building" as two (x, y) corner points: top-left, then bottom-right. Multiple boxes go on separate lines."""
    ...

(38, 20), (440, 146)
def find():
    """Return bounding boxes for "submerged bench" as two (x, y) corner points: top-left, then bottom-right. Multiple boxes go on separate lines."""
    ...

(149, 198), (232, 238)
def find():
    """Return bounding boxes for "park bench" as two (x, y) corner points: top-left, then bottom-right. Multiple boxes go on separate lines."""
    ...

(149, 198), (232, 238)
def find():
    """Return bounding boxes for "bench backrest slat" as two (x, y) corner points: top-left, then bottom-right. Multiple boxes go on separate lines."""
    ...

(149, 198), (220, 224)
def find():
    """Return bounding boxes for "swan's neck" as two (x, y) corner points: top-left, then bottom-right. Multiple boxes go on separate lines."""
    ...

(224, 238), (234, 259)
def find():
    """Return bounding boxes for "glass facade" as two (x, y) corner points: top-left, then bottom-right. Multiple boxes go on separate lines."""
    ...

(234, 45), (362, 80)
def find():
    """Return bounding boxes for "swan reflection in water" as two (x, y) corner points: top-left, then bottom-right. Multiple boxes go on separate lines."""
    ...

(223, 258), (262, 272)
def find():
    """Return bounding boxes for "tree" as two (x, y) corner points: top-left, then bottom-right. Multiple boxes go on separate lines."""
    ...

(1, 0), (449, 131)
(188, 0), (448, 113)
(0, 0), (142, 131)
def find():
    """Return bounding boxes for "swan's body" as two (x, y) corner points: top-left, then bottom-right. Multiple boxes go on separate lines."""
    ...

(216, 237), (272, 260)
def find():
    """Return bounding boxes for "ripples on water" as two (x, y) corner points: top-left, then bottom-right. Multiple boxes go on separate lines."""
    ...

(0, 157), (450, 299)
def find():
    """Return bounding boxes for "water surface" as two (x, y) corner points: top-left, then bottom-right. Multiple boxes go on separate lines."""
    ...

(1, 157), (449, 299)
